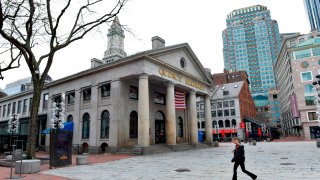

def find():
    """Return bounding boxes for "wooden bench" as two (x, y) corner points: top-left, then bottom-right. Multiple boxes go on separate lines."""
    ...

(15, 159), (41, 174)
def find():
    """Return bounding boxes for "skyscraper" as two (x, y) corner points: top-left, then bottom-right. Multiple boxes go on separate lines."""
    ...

(304, 0), (320, 30)
(222, 5), (281, 107)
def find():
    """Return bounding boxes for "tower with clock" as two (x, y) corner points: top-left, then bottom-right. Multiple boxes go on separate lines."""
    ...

(102, 17), (127, 64)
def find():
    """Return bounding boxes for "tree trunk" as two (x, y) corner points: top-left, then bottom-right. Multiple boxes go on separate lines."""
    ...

(26, 79), (43, 159)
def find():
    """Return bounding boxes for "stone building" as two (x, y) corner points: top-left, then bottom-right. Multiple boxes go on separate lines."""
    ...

(0, 18), (214, 153)
(275, 31), (320, 140)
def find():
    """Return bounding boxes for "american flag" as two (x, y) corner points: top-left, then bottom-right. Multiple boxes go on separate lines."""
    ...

(175, 91), (186, 109)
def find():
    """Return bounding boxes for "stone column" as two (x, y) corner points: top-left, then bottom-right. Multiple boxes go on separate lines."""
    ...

(138, 74), (150, 147)
(165, 82), (176, 145)
(204, 95), (213, 145)
(189, 90), (198, 145)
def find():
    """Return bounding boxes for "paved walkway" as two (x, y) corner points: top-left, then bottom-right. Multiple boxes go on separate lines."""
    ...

(42, 141), (320, 180)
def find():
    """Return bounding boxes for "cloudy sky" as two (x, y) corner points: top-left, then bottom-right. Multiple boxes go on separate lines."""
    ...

(0, 0), (310, 89)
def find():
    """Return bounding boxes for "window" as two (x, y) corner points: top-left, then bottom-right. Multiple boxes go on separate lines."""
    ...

(217, 102), (222, 108)
(308, 112), (317, 121)
(223, 91), (229, 96)
(305, 96), (315, 106)
(225, 120), (231, 127)
(223, 101), (229, 107)
(293, 49), (311, 60)
(232, 119), (237, 126)
(218, 110), (223, 117)
(201, 121), (205, 128)
(7, 103), (11, 116)
(43, 94), (49, 110)
(67, 91), (75, 105)
(82, 113), (90, 139)
(67, 115), (73, 122)
(180, 57), (186, 69)
(177, 117), (184, 137)
(212, 120), (217, 127)
(129, 111), (138, 138)
(231, 109), (236, 116)
(129, 86), (138, 100)
(100, 83), (111, 97)
(211, 102), (216, 109)
(230, 100), (235, 107)
(198, 122), (200, 129)
(29, 98), (32, 112)
(23, 99), (28, 113)
(304, 84), (314, 94)
(12, 102), (16, 114)
(218, 120), (224, 128)
(211, 111), (216, 117)
(154, 92), (165, 105)
(224, 109), (230, 116)
(200, 104), (204, 110)
(101, 110), (110, 139)
(83, 88), (91, 101)
(301, 72), (312, 82)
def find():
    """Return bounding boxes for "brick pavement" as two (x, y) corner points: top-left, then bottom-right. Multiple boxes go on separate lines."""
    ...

(0, 153), (132, 180)
(43, 141), (320, 180)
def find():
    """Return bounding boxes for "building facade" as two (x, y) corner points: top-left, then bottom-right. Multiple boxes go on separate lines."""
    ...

(0, 18), (215, 153)
(222, 5), (281, 107)
(197, 80), (256, 141)
(275, 31), (320, 140)
(212, 69), (248, 85)
(304, 0), (320, 30)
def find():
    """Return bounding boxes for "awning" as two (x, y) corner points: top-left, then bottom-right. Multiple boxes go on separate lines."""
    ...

(42, 122), (74, 134)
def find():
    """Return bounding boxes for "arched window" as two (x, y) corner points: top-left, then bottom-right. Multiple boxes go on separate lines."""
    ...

(201, 121), (205, 128)
(225, 119), (231, 127)
(82, 113), (90, 139)
(101, 110), (110, 139)
(218, 120), (224, 128)
(129, 111), (138, 138)
(177, 117), (183, 137)
(67, 115), (73, 122)
(232, 119), (237, 127)
(212, 120), (217, 127)
(197, 122), (200, 129)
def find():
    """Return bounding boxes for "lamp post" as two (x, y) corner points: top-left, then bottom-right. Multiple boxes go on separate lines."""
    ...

(7, 114), (20, 154)
(50, 94), (65, 129)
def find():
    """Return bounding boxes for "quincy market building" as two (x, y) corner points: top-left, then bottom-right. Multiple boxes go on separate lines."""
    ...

(0, 18), (214, 153)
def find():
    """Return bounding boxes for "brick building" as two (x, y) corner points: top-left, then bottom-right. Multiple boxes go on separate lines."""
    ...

(212, 69), (248, 85)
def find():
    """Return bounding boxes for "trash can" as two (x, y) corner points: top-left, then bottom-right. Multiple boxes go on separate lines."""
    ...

(198, 131), (205, 142)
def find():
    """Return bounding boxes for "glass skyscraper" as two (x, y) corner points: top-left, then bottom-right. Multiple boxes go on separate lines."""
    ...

(222, 5), (281, 107)
(304, 0), (320, 30)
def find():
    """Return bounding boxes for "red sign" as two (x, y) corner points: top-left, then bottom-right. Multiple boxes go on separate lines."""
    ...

(258, 128), (262, 137)
(212, 129), (238, 134)
(240, 122), (245, 129)
(290, 94), (299, 118)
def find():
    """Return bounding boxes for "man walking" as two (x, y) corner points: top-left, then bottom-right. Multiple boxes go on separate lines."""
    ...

(231, 137), (257, 180)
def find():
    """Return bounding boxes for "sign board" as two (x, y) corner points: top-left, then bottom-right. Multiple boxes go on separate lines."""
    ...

(50, 129), (73, 167)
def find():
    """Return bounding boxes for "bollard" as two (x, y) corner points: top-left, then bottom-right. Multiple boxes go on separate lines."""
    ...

(252, 140), (257, 146)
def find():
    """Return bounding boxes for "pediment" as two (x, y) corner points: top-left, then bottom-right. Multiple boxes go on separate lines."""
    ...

(146, 44), (212, 85)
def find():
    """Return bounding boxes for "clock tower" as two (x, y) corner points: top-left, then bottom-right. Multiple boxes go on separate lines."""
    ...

(102, 17), (126, 63)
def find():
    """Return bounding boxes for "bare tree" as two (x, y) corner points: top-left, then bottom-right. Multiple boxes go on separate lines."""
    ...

(0, 0), (126, 158)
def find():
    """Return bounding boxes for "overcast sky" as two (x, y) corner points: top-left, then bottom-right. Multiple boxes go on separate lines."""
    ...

(0, 0), (310, 89)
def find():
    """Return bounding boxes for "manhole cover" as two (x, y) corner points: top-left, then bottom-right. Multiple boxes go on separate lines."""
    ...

(280, 157), (288, 159)
(280, 163), (295, 165)
(175, 168), (191, 172)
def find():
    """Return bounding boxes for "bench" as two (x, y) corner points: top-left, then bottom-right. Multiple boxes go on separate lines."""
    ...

(15, 159), (41, 174)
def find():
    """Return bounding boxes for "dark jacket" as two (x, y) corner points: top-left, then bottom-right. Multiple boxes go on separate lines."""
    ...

(231, 145), (245, 162)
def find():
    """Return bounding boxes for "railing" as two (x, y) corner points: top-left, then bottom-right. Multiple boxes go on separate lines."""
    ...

(72, 144), (83, 154)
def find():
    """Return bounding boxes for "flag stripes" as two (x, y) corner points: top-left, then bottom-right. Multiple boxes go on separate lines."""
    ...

(175, 91), (186, 109)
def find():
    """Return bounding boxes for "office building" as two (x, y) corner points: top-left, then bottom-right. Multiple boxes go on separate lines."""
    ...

(304, 0), (320, 30)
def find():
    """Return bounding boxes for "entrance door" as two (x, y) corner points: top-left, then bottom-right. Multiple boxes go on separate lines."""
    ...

(155, 120), (165, 143)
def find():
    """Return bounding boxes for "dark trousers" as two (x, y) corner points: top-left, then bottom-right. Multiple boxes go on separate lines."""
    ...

(232, 159), (256, 180)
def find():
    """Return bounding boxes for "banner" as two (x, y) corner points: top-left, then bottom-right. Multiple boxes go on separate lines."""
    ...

(175, 91), (186, 109)
(290, 94), (299, 118)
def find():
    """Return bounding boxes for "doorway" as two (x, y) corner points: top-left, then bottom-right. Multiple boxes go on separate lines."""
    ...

(155, 111), (165, 144)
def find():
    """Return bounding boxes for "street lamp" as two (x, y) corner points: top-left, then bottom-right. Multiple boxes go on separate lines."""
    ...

(7, 114), (20, 154)
(50, 94), (65, 129)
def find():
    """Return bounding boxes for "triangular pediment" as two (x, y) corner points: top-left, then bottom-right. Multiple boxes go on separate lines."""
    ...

(145, 43), (212, 85)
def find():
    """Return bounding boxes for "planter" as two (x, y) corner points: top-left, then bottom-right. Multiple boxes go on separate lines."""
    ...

(76, 155), (88, 165)
(317, 139), (320, 148)
(252, 140), (257, 146)
(15, 159), (40, 174)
